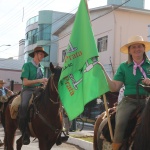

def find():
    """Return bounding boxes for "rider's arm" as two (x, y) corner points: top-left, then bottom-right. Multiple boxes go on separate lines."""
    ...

(22, 78), (48, 86)
(99, 62), (123, 92)
(7, 89), (14, 96)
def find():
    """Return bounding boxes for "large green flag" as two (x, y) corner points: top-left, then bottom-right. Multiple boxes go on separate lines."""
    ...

(58, 0), (109, 120)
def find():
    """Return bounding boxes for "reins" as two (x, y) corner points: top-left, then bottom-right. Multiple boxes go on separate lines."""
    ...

(49, 74), (60, 104)
(33, 103), (61, 133)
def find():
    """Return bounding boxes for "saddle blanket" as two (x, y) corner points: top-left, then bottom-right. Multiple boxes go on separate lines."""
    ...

(10, 94), (33, 119)
(10, 95), (21, 119)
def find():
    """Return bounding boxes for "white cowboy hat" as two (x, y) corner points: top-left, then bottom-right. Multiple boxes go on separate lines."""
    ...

(120, 35), (150, 54)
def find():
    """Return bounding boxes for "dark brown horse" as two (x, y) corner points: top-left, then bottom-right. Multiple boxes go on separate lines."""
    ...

(3, 63), (64, 150)
(93, 84), (150, 150)
(133, 96), (150, 150)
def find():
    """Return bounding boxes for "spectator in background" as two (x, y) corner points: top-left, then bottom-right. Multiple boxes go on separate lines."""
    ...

(0, 79), (14, 147)
(0, 79), (14, 98)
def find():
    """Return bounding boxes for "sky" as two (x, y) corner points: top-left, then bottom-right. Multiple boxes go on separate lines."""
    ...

(0, 0), (150, 59)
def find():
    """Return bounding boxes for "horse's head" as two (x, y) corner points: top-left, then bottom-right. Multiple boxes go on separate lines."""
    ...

(50, 62), (62, 85)
(42, 62), (62, 105)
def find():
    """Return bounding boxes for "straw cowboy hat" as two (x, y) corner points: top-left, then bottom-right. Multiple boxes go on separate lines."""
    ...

(29, 46), (48, 58)
(120, 35), (150, 54)
(0, 80), (6, 84)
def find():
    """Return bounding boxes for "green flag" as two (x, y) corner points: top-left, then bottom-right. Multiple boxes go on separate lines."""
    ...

(58, 0), (109, 120)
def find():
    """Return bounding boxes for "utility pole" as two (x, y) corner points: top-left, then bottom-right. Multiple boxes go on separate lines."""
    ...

(10, 80), (14, 91)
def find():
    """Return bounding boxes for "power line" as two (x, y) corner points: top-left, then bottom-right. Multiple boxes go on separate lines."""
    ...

(92, 0), (131, 21)
(0, 0), (57, 36)
(0, 0), (131, 61)
(0, 5), (78, 54)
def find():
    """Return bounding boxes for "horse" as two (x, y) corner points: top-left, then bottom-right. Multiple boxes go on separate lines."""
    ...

(3, 62), (64, 150)
(93, 84), (150, 150)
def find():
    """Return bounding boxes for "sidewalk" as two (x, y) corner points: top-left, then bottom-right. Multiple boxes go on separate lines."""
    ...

(66, 123), (94, 150)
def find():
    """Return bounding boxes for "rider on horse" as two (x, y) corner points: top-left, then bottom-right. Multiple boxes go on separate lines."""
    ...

(0, 79), (14, 100)
(0, 79), (14, 147)
(19, 46), (48, 145)
(100, 35), (150, 150)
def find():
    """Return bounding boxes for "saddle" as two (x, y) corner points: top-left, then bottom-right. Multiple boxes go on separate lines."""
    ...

(101, 105), (144, 145)
(10, 87), (44, 119)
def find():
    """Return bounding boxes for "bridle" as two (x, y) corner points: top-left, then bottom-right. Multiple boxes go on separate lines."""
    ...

(49, 74), (60, 104)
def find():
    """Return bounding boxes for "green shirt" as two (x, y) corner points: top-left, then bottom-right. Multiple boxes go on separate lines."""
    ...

(21, 62), (45, 89)
(114, 59), (150, 95)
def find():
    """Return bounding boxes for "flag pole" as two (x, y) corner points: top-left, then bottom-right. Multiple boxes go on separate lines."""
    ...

(103, 94), (114, 141)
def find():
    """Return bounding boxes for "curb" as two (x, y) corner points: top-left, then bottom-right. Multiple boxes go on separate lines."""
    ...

(67, 136), (93, 150)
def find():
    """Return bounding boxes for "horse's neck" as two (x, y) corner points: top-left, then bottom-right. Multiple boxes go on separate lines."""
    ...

(42, 88), (60, 114)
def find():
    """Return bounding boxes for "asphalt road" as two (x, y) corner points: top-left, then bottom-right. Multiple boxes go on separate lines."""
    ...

(0, 123), (84, 150)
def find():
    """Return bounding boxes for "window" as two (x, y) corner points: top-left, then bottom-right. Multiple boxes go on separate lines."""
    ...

(97, 36), (108, 52)
(25, 29), (38, 46)
(38, 24), (51, 41)
(62, 50), (66, 62)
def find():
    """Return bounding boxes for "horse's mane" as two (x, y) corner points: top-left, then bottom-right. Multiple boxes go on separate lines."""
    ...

(133, 99), (150, 150)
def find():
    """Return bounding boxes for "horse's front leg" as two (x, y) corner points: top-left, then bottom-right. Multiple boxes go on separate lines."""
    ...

(5, 131), (15, 150)
(16, 136), (23, 150)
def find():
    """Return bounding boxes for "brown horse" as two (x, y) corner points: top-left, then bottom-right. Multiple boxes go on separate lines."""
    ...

(3, 62), (64, 150)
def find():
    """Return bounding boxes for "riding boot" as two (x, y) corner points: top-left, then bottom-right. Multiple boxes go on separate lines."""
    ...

(19, 118), (30, 145)
(112, 143), (122, 150)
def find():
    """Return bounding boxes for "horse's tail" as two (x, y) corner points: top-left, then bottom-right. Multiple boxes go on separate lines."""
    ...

(133, 98), (150, 150)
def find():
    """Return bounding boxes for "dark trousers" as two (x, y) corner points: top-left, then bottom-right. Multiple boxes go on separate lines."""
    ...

(19, 88), (34, 134)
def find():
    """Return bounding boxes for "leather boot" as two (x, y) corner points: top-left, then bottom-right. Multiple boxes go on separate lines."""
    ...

(19, 118), (30, 145)
(22, 131), (30, 145)
(112, 143), (122, 150)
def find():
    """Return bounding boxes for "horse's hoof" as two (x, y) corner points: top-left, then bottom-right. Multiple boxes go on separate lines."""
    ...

(0, 140), (4, 147)
(0, 143), (4, 147)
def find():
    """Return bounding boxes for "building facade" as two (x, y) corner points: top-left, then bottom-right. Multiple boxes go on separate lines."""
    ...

(24, 10), (73, 77)
(107, 0), (145, 9)
(53, 5), (150, 78)
(0, 58), (24, 92)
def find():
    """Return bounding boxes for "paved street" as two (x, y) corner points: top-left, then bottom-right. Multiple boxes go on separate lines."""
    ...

(0, 123), (84, 150)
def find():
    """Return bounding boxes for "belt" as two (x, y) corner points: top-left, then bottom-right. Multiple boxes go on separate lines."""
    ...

(35, 86), (42, 89)
(126, 95), (147, 99)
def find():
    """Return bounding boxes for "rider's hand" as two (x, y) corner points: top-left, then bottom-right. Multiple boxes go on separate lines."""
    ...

(8, 90), (14, 96)
(142, 78), (150, 85)
(39, 78), (48, 85)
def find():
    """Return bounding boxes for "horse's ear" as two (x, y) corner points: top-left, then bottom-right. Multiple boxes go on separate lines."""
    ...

(50, 62), (55, 73)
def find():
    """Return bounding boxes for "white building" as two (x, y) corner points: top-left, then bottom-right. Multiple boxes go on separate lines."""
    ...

(53, 5), (150, 78)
